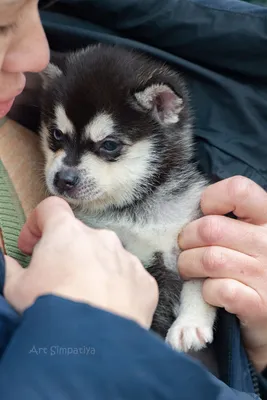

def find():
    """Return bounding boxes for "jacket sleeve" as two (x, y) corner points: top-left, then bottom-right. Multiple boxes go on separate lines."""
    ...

(0, 293), (261, 400)
(0, 251), (21, 358)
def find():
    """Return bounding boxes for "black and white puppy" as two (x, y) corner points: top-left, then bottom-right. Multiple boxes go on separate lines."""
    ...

(39, 44), (217, 352)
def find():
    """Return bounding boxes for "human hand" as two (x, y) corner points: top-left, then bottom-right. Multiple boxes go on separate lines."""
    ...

(3, 197), (158, 329)
(178, 176), (267, 372)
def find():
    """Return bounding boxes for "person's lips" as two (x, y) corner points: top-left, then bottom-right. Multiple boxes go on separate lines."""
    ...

(0, 88), (24, 118)
(0, 98), (16, 118)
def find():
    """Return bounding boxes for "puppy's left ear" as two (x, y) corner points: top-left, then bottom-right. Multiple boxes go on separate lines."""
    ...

(40, 49), (69, 89)
(133, 84), (183, 125)
(40, 63), (62, 89)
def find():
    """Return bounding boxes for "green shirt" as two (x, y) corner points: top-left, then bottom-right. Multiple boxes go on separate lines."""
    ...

(0, 117), (30, 267)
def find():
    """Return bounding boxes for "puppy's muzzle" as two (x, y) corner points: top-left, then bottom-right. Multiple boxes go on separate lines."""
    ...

(54, 167), (80, 194)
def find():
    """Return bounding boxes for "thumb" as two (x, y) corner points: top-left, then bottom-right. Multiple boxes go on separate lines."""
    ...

(18, 196), (74, 255)
(3, 255), (25, 310)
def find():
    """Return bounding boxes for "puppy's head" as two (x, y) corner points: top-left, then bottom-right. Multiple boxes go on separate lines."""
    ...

(40, 45), (192, 211)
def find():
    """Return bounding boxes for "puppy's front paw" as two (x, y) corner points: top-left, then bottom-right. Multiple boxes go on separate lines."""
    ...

(165, 318), (213, 352)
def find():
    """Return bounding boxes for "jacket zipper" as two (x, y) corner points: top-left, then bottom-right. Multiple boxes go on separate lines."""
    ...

(248, 359), (261, 398)
(226, 312), (261, 398)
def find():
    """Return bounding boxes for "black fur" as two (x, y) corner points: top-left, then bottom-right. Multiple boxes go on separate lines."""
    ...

(40, 45), (194, 203)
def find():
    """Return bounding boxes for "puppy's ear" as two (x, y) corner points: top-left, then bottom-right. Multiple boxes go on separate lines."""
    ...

(133, 84), (183, 125)
(40, 63), (62, 89)
(40, 51), (70, 89)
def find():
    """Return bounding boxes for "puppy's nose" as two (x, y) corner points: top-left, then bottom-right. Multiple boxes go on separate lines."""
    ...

(54, 169), (79, 192)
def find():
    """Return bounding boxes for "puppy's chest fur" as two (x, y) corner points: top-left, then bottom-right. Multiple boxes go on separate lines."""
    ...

(76, 182), (204, 269)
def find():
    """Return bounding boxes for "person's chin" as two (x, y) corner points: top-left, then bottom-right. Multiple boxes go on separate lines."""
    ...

(0, 74), (26, 118)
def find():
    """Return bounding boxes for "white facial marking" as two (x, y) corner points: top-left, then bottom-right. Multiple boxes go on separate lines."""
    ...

(84, 113), (115, 142)
(78, 138), (157, 207)
(45, 151), (66, 195)
(55, 104), (75, 136)
(39, 121), (67, 195)
(39, 121), (50, 158)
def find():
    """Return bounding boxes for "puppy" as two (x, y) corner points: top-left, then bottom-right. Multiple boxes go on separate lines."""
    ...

(39, 44), (217, 352)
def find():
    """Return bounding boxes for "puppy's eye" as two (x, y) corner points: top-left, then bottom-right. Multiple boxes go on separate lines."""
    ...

(52, 129), (64, 141)
(101, 139), (120, 153)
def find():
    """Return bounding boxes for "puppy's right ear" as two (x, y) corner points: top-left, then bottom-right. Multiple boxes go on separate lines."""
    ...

(40, 63), (62, 89)
(133, 83), (184, 126)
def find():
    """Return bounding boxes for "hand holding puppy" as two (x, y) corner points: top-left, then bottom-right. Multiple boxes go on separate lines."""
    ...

(178, 176), (267, 372)
(3, 197), (158, 330)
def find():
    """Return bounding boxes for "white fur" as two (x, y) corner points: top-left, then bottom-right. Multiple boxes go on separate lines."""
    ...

(77, 178), (216, 352)
(76, 138), (158, 208)
(45, 151), (66, 194)
(84, 112), (115, 142)
(78, 180), (203, 267)
(55, 104), (75, 136)
(39, 122), (67, 194)
(166, 280), (216, 352)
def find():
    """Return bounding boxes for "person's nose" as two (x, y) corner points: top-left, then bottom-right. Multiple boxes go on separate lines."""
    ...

(2, 15), (50, 74)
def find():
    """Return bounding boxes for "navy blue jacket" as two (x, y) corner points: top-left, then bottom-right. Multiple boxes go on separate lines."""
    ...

(0, 250), (266, 399)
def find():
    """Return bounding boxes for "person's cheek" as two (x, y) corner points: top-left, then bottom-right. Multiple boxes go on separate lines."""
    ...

(0, 34), (10, 73)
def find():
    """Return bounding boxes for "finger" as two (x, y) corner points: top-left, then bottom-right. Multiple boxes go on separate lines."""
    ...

(202, 278), (265, 324)
(178, 215), (266, 257)
(3, 255), (25, 305)
(178, 246), (262, 290)
(18, 196), (74, 255)
(201, 176), (267, 225)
